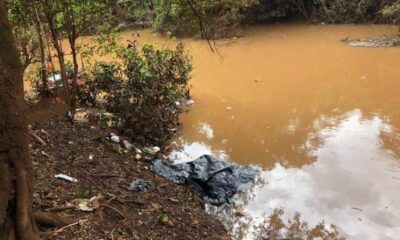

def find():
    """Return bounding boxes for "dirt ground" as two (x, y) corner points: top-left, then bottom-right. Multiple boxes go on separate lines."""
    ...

(29, 113), (228, 240)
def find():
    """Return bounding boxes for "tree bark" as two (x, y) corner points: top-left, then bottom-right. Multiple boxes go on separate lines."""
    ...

(41, 0), (71, 106)
(0, 0), (38, 239)
(34, 6), (48, 95)
(69, 37), (79, 108)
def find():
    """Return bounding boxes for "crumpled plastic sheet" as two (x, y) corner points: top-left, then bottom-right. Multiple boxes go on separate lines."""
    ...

(128, 179), (152, 192)
(151, 155), (260, 205)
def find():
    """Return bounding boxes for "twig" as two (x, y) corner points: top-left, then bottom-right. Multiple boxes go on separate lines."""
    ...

(101, 203), (125, 218)
(53, 219), (88, 233)
(30, 132), (48, 145)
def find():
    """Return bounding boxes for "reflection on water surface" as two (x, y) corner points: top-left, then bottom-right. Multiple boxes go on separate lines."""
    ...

(163, 25), (400, 239)
(176, 110), (400, 239)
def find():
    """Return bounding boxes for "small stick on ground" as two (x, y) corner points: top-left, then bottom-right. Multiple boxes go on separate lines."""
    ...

(101, 203), (125, 218)
(53, 219), (88, 234)
(30, 132), (48, 145)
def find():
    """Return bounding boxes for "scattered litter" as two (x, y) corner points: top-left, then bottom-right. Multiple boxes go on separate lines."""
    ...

(121, 139), (136, 150)
(128, 179), (152, 192)
(143, 147), (153, 154)
(55, 174), (78, 183)
(135, 154), (142, 160)
(135, 148), (143, 154)
(151, 155), (260, 205)
(111, 135), (120, 143)
(159, 214), (169, 224)
(88, 154), (94, 160)
(175, 101), (180, 106)
(107, 132), (120, 143)
(186, 99), (195, 105)
(152, 146), (161, 154)
(143, 146), (161, 155)
(73, 195), (102, 212)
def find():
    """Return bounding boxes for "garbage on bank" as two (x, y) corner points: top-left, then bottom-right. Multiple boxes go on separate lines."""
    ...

(55, 174), (79, 183)
(105, 132), (160, 157)
(128, 179), (152, 192)
(151, 155), (260, 206)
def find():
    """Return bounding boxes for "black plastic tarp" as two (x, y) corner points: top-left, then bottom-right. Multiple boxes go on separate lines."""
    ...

(151, 155), (260, 205)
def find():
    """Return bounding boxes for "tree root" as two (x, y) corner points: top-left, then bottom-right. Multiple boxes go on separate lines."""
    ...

(33, 211), (73, 228)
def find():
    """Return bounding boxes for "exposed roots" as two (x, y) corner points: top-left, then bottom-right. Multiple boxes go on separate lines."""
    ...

(33, 212), (73, 228)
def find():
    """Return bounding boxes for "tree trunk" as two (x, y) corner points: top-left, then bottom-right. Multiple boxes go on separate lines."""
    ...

(34, 7), (48, 96)
(0, 1), (38, 239)
(41, 0), (71, 106)
(69, 37), (79, 108)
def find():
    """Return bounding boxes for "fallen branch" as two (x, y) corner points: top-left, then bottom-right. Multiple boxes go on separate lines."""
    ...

(30, 132), (48, 146)
(53, 219), (88, 234)
(33, 211), (74, 227)
(101, 204), (125, 218)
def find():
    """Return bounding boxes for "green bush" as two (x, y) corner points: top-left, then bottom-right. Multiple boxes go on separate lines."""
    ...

(93, 43), (192, 145)
(310, 0), (399, 23)
(152, 0), (259, 37)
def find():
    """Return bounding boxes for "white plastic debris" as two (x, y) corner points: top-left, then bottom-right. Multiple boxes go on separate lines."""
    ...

(73, 195), (102, 212)
(152, 146), (161, 154)
(55, 174), (78, 183)
(135, 148), (143, 154)
(186, 99), (195, 105)
(110, 135), (120, 143)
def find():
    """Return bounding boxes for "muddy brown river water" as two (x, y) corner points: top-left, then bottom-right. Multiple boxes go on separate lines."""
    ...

(38, 24), (400, 239)
(159, 25), (400, 239)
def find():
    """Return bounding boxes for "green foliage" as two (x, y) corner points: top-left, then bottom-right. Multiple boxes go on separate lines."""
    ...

(152, 0), (259, 37)
(93, 41), (192, 145)
(310, 0), (399, 23)
(382, 1), (400, 21)
(116, 0), (154, 23)
(6, 0), (40, 69)
(92, 62), (123, 94)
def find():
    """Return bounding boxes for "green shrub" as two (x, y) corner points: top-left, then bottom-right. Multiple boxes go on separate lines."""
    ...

(153, 0), (259, 37)
(93, 43), (192, 145)
(310, 0), (399, 23)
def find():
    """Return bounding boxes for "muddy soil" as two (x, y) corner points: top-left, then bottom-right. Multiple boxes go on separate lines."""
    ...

(29, 115), (227, 239)
(342, 35), (400, 47)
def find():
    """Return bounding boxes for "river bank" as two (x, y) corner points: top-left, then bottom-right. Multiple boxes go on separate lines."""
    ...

(29, 113), (228, 239)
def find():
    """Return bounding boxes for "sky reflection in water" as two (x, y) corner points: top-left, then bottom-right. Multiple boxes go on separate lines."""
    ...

(171, 110), (400, 239)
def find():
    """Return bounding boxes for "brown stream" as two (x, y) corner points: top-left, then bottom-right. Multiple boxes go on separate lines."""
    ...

(38, 24), (400, 239)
